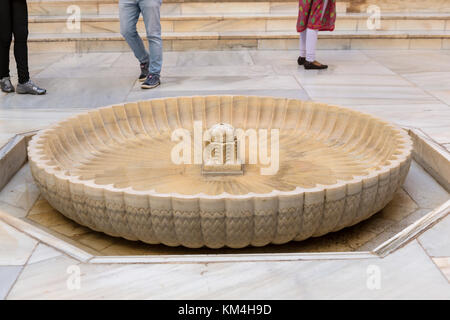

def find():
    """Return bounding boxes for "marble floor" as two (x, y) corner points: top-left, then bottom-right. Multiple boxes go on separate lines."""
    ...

(0, 49), (449, 299)
(1, 49), (450, 150)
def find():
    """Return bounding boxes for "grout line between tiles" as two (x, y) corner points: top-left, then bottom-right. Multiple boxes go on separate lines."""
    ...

(4, 242), (38, 300)
(416, 238), (450, 284)
(384, 58), (450, 106)
(0, 212), (93, 263)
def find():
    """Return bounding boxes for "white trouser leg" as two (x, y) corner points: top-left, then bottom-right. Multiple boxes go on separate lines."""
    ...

(305, 0), (329, 62)
(299, 30), (307, 58)
(305, 28), (318, 62)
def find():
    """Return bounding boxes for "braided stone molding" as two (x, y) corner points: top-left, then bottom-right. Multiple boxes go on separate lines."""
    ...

(28, 96), (413, 248)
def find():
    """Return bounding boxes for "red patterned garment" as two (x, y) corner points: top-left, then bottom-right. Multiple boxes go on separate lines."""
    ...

(296, 0), (336, 32)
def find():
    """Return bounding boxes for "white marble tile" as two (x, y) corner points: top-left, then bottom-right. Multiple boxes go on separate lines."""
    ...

(176, 51), (254, 67)
(0, 165), (39, 216)
(28, 244), (63, 265)
(0, 202), (27, 219)
(259, 55), (396, 76)
(204, 241), (450, 299)
(298, 60), (397, 76)
(41, 52), (122, 69)
(0, 77), (135, 109)
(433, 257), (450, 281)
(9, 53), (67, 78)
(36, 66), (138, 79)
(0, 266), (22, 299)
(296, 74), (411, 87)
(347, 104), (450, 128)
(309, 97), (439, 106)
(7, 241), (450, 299)
(364, 50), (450, 73)
(419, 215), (450, 257)
(250, 50), (371, 65)
(7, 255), (80, 299)
(403, 161), (450, 209)
(0, 108), (88, 121)
(302, 84), (433, 101)
(427, 90), (450, 105)
(0, 209), (93, 263)
(0, 134), (13, 149)
(112, 52), (179, 68)
(0, 109), (90, 137)
(421, 126), (450, 144)
(362, 50), (444, 58)
(162, 51), (180, 67)
(309, 50), (372, 62)
(26, 50), (122, 80)
(131, 75), (302, 92)
(0, 220), (37, 266)
(161, 65), (273, 77)
(409, 129), (450, 193)
(126, 89), (310, 103)
(249, 49), (301, 65)
(402, 72), (450, 90)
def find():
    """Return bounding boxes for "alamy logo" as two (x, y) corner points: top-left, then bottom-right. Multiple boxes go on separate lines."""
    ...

(366, 5), (381, 30)
(66, 265), (81, 290)
(66, 5), (81, 32)
(171, 121), (280, 175)
(366, 264), (381, 290)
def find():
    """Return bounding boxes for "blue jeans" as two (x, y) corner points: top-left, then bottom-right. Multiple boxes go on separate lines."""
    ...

(119, 0), (162, 75)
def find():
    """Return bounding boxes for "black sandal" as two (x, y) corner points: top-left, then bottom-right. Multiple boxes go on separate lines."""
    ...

(297, 56), (306, 65)
(304, 60), (328, 70)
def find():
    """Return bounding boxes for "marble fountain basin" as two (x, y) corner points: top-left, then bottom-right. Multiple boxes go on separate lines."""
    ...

(27, 96), (413, 249)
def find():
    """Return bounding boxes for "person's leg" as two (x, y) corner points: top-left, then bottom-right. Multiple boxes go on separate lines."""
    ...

(119, 0), (149, 66)
(12, 0), (46, 94)
(11, 0), (30, 84)
(139, 0), (162, 89)
(298, 30), (307, 65)
(0, 0), (13, 81)
(139, 0), (162, 76)
(304, 0), (329, 69)
(305, 28), (318, 62)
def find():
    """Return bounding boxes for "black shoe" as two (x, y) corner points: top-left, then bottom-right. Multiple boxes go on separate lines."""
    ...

(304, 61), (328, 70)
(297, 56), (306, 65)
(0, 77), (15, 93)
(141, 74), (160, 89)
(16, 80), (46, 95)
(139, 62), (150, 82)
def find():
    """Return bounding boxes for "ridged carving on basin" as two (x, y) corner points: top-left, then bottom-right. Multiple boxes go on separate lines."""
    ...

(28, 96), (413, 248)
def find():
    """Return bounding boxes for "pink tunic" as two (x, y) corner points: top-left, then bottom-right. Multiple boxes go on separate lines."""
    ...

(296, 0), (336, 32)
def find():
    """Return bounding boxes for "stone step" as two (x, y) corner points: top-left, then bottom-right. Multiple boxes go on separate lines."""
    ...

(27, 31), (450, 52)
(28, 0), (450, 16)
(28, 1), (336, 16)
(28, 13), (450, 34)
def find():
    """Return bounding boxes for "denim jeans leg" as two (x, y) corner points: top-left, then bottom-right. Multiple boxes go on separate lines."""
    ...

(139, 0), (163, 75)
(119, 0), (149, 65)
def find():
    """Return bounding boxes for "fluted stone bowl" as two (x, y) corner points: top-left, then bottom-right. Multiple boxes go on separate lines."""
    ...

(28, 96), (413, 248)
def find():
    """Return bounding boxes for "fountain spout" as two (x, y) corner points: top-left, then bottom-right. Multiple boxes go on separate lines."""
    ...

(202, 123), (243, 176)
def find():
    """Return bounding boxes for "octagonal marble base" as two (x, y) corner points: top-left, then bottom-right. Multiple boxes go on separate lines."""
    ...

(0, 125), (448, 263)
(21, 164), (441, 256)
